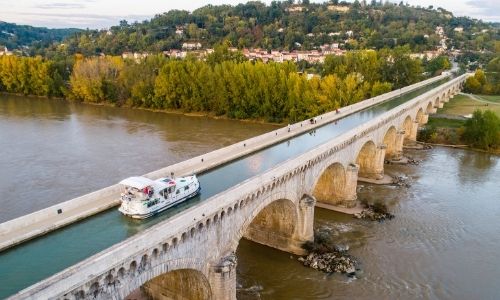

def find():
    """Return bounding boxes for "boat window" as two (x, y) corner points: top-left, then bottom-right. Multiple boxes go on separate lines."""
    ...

(147, 199), (159, 208)
(184, 186), (189, 191)
(176, 189), (180, 194)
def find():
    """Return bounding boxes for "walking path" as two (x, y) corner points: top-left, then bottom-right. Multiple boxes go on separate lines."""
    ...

(460, 93), (500, 105)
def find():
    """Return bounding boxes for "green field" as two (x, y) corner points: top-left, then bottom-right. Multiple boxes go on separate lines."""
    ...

(438, 94), (500, 117)
(427, 117), (465, 128)
(475, 94), (500, 103)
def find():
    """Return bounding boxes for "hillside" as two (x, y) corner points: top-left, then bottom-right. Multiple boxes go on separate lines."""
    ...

(34, 1), (498, 57)
(0, 21), (80, 52)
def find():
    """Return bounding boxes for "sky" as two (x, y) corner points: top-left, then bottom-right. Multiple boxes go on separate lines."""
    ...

(0, 0), (498, 29)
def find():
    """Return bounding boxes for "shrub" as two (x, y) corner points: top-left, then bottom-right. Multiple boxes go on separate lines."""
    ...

(462, 110), (500, 150)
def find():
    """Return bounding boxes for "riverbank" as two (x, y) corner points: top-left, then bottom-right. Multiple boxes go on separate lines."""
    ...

(417, 92), (500, 155)
(418, 119), (500, 155)
(0, 73), (450, 127)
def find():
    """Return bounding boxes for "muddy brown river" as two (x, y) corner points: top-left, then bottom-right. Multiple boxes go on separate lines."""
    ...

(1, 94), (499, 299)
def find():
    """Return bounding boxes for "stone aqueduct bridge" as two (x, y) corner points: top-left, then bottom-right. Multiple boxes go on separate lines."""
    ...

(12, 74), (468, 300)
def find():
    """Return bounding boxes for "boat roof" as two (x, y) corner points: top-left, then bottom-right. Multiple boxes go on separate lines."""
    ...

(119, 176), (169, 190)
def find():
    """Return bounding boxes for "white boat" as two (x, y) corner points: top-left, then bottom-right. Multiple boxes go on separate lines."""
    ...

(118, 175), (200, 219)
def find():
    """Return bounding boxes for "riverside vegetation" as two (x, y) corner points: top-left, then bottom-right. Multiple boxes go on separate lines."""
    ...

(0, 46), (427, 123)
(418, 69), (500, 152)
(419, 110), (500, 152)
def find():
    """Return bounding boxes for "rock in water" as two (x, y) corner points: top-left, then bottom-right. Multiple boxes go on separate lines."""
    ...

(355, 202), (395, 222)
(299, 228), (358, 276)
(392, 176), (411, 188)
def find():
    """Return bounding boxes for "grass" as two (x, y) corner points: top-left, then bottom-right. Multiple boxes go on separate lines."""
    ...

(427, 117), (465, 128)
(437, 94), (500, 117)
(475, 94), (500, 103)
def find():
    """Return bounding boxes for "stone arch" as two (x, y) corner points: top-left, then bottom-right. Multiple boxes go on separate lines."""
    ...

(402, 115), (413, 139)
(104, 273), (114, 286)
(74, 290), (85, 299)
(117, 267), (126, 279)
(139, 269), (212, 300)
(129, 261), (137, 274)
(434, 96), (440, 106)
(426, 101), (433, 114)
(416, 108), (425, 125)
(312, 162), (346, 206)
(383, 126), (398, 159)
(140, 254), (148, 269)
(89, 282), (99, 298)
(151, 248), (159, 259)
(238, 198), (299, 253)
(356, 140), (378, 179)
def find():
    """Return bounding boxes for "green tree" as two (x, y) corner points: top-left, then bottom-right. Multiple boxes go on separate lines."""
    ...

(462, 110), (500, 150)
(425, 55), (451, 76)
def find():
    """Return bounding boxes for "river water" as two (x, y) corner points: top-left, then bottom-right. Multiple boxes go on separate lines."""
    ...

(0, 94), (276, 222)
(237, 148), (500, 300)
(1, 94), (499, 299)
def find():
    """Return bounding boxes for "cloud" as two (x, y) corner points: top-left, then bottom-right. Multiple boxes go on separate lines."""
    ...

(464, 0), (500, 21)
(13, 11), (153, 28)
(465, 0), (500, 17)
(35, 2), (86, 10)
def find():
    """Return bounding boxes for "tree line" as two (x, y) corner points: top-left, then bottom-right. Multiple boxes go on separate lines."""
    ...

(1, 47), (430, 123)
(67, 47), (423, 122)
(464, 58), (500, 95)
(30, 0), (497, 57)
(0, 55), (64, 97)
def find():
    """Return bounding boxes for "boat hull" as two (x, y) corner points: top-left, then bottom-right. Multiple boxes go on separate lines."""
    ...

(119, 186), (201, 219)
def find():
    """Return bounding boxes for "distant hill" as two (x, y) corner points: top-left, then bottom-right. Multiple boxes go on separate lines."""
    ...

(0, 21), (81, 52)
(33, 1), (498, 57)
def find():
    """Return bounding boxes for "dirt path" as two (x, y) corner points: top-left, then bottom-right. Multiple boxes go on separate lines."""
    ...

(459, 93), (500, 105)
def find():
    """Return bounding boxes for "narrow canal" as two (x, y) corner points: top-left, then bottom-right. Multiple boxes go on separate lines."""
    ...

(0, 79), (452, 297)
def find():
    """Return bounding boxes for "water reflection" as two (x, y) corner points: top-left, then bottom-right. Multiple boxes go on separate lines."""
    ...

(0, 94), (71, 120)
(457, 150), (498, 184)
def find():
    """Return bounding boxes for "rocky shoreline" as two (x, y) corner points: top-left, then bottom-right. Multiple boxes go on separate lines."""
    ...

(300, 229), (359, 277)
